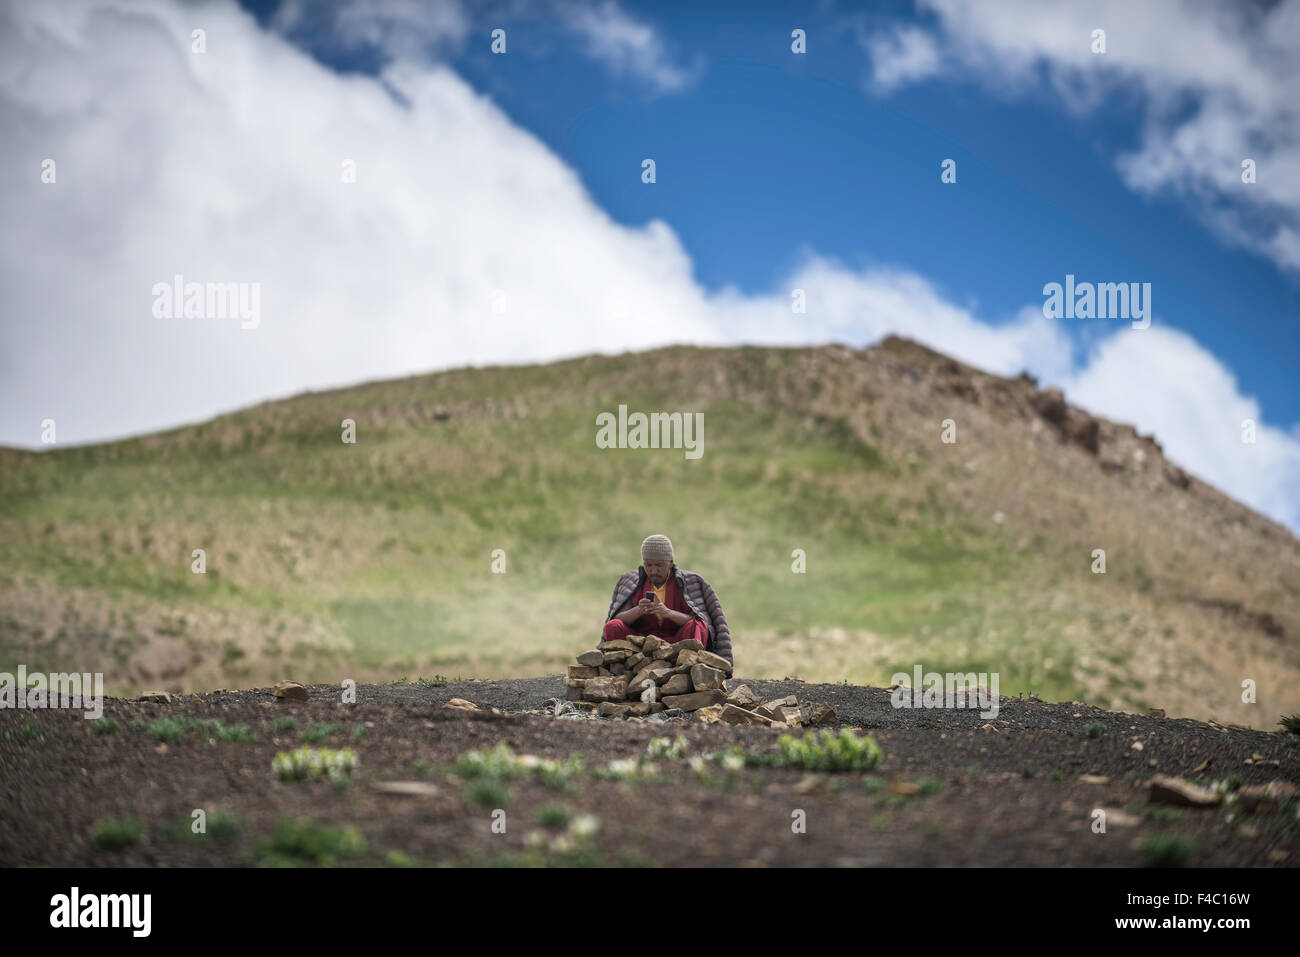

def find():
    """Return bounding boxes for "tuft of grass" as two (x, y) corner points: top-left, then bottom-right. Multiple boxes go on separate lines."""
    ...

(272, 746), (358, 784)
(132, 716), (189, 742)
(269, 717), (300, 733)
(416, 675), (451, 688)
(299, 722), (342, 744)
(464, 777), (513, 810)
(3, 718), (48, 743)
(917, 776), (943, 795)
(254, 818), (366, 867)
(775, 728), (882, 772)
(90, 717), (121, 735)
(91, 816), (143, 851)
(351, 723), (370, 739)
(1085, 723), (1105, 738)
(1136, 833), (1195, 867)
(537, 803), (571, 830)
(192, 718), (259, 743)
(1280, 713), (1300, 735)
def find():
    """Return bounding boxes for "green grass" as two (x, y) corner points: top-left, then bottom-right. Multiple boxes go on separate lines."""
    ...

(537, 803), (571, 830)
(253, 819), (366, 867)
(0, 347), (1090, 695)
(91, 817), (143, 851)
(299, 722), (342, 744)
(89, 717), (121, 735)
(2, 342), (1291, 726)
(1136, 833), (1196, 867)
(464, 778), (513, 810)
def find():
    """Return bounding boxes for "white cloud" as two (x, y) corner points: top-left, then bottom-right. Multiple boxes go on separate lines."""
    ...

(556, 0), (702, 95)
(1, 0), (1296, 531)
(270, 0), (701, 95)
(1062, 327), (1300, 531)
(860, 0), (1300, 275)
(272, 0), (473, 63)
(864, 25), (941, 93)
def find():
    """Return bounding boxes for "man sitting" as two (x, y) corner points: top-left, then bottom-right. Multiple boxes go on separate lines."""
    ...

(601, 534), (733, 677)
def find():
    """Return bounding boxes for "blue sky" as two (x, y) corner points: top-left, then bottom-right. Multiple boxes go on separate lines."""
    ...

(3, 0), (1298, 529)
(256, 0), (1299, 417)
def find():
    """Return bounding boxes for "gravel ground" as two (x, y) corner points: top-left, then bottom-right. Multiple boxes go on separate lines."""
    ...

(2, 676), (1296, 868)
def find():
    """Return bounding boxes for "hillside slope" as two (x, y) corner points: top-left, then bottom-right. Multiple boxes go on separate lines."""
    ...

(1, 337), (1297, 727)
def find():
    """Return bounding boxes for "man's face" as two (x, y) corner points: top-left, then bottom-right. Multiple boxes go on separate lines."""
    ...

(643, 558), (671, 586)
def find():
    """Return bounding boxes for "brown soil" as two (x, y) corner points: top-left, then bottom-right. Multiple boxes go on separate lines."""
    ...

(2, 676), (1297, 867)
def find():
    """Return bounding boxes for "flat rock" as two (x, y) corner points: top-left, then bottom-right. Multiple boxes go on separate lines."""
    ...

(695, 650), (730, 672)
(720, 704), (774, 727)
(674, 649), (701, 669)
(138, 691), (172, 704)
(775, 705), (803, 727)
(689, 664), (726, 691)
(660, 674), (692, 696)
(582, 677), (628, 703)
(641, 636), (670, 658)
(598, 639), (636, 653)
(568, 665), (600, 679)
(444, 698), (479, 710)
(373, 781), (441, 797)
(1149, 774), (1221, 808)
(693, 704), (725, 725)
(662, 689), (726, 712)
(1236, 780), (1297, 813)
(273, 681), (308, 701)
(803, 702), (837, 726)
(725, 685), (761, 709)
(674, 638), (704, 654)
(576, 650), (605, 667)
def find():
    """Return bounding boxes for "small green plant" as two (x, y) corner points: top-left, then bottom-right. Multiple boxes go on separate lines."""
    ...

(299, 721), (342, 744)
(1143, 806), (1186, 824)
(192, 718), (259, 743)
(91, 816), (143, 851)
(451, 741), (581, 788)
(917, 777), (943, 795)
(452, 741), (527, 780)
(592, 758), (661, 781)
(351, 723), (369, 739)
(269, 717), (300, 733)
(90, 717), (120, 735)
(1085, 723), (1105, 738)
(160, 812), (242, 844)
(645, 735), (689, 760)
(1279, 713), (1300, 735)
(416, 675), (451, 688)
(464, 777), (514, 810)
(411, 759), (430, 777)
(1136, 833), (1195, 867)
(254, 818), (366, 866)
(1049, 769), (1066, 782)
(537, 803), (571, 830)
(272, 746), (358, 784)
(775, 729), (882, 772)
(133, 716), (190, 742)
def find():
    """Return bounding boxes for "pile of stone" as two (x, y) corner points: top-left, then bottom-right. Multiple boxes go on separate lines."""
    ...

(566, 636), (836, 728)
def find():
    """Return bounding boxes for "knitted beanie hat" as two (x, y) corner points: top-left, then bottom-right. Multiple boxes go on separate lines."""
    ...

(641, 534), (674, 563)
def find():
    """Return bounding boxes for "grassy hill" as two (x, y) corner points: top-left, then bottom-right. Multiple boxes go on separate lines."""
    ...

(2, 337), (1297, 727)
